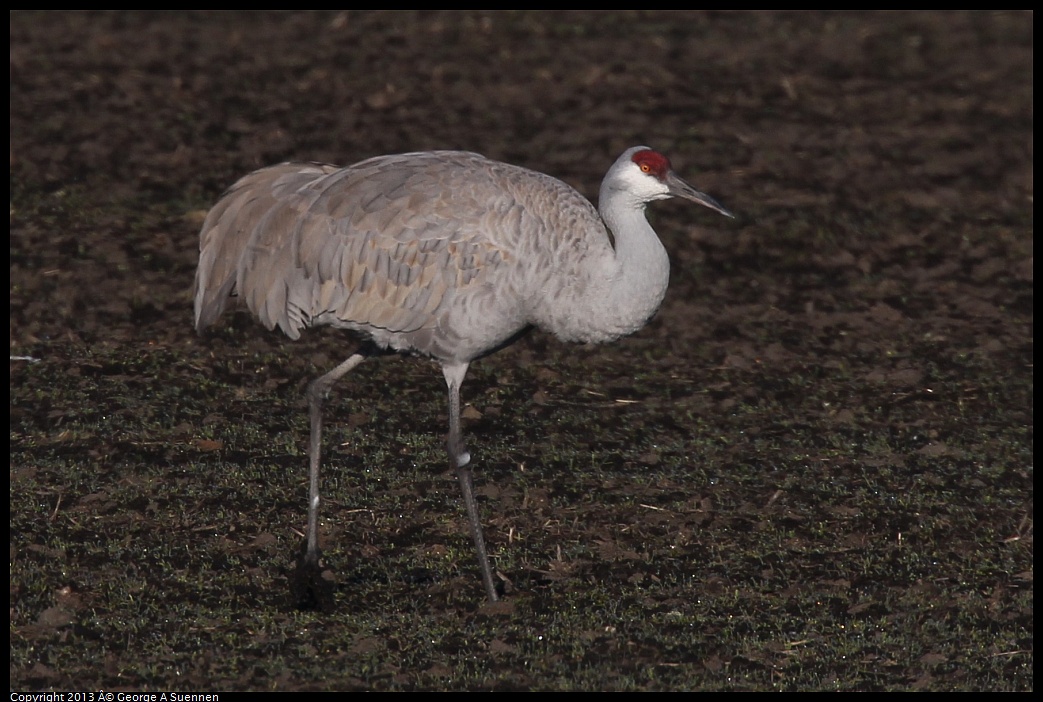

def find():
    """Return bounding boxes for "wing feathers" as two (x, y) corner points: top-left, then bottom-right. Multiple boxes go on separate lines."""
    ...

(193, 151), (601, 353)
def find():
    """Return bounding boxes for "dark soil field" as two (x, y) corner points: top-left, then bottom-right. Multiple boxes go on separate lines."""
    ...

(10, 11), (1032, 691)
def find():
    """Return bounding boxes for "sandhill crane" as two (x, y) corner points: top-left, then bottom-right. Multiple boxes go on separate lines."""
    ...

(194, 147), (733, 604)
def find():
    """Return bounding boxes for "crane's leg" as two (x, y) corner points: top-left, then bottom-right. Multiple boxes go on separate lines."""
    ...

(294, 351), (369, 609)
(301, 351), (368, 569)
(442, 361), (500, 602)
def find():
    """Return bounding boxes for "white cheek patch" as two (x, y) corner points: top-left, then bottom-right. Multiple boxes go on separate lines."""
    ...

(621, 164), (669, 200)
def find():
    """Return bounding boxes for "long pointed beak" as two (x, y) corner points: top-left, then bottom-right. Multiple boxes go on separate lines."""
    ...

(666, 171), (734, 218)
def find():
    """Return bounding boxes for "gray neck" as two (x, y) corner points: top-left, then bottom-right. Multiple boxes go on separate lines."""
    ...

(525, 186), (671, 345)
(593, 193), (670, 341)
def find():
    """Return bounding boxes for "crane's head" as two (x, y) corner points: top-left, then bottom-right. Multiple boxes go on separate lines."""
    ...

(607, 146), (734, 218)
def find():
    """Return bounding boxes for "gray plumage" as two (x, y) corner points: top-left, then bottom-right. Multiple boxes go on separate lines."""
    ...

(194, 147), (733, 604)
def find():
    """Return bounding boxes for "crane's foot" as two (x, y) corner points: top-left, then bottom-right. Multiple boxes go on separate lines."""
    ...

(290, 545), (335, 612)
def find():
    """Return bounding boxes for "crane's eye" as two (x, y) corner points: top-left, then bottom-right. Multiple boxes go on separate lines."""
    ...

(640, 163), (651, 173)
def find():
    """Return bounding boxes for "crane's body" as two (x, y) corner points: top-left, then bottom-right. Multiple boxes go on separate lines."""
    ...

(194, 147), (732, 604)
